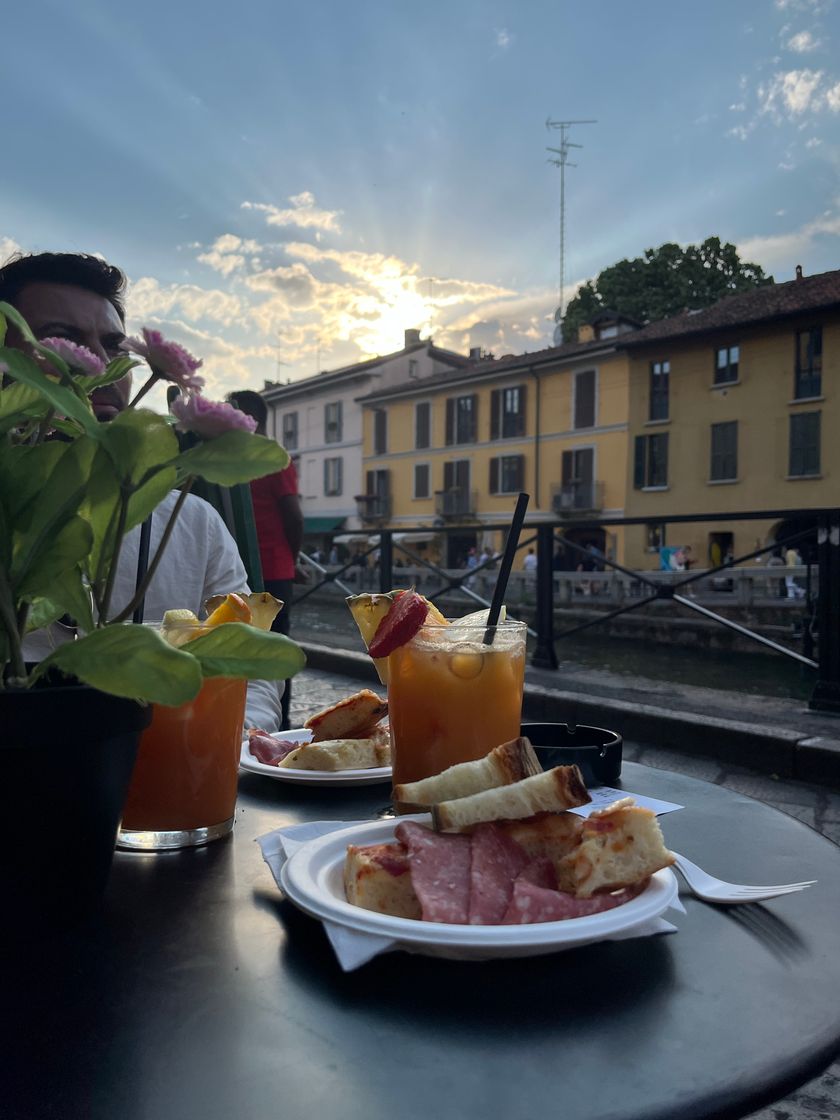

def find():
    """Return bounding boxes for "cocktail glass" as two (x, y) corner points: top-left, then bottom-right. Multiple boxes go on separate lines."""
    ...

(117, 621), (247, 850)
(387, 619), (527, 810)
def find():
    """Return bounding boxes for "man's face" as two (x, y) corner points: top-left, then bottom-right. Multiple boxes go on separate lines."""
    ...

(12, 282), (131, 421)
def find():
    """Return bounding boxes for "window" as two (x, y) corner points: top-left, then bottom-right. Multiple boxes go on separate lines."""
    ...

(281, 411), (298, 450)
(489, 455), (525, 494)
(324, 401), (342, 443)
(414, 463), (430, 499)
(445, 394), (478, 445)
(646, 523), (665, 552)
(363, 468), (390, 518)
(633, 433), (669, 488)
(324, 457), (343, 496)
(415, 401), (431, 449)
(649, 360), (670, 421)
(559, 447), (595, 509)
(573, 370), (596, 429)
(710, 421), (738, 482)
(795, 328), (822, 399)
(373, 408), (387, 454)
(714, 345), (740, 385)
(789, 412), (820, 477)
(490, 385), (527, 438)
(408, 358), (418, 379)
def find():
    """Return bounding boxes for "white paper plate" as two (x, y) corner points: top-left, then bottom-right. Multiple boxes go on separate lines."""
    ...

(280, 815), (679, 959)
(240, 729), (392, 787)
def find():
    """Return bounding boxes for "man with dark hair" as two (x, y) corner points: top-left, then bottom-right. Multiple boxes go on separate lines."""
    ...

(3, 251), (283, 730)
(228, 389), (303, 729)
(0, 251), (130, 421)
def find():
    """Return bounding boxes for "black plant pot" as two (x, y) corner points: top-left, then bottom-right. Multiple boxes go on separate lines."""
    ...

(0, 678), (151, 936)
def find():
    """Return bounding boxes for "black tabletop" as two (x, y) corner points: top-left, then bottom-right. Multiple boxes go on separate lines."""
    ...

(5, 762), (840, 1120)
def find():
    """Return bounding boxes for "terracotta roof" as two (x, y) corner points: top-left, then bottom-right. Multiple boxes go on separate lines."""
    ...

(620, 269), (840, 348)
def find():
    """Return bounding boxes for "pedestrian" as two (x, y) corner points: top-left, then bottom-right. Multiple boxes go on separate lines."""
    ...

(523, 548), (537, 572)
(784, 545), (805, 600)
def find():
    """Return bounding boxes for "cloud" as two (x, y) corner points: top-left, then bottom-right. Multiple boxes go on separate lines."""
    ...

(196, 233), (262, 276)
(785, 29), (821, 51)
(242, 192), (342, 233)
(759, 68), (826, 116)
(495, 28), (512, 49)
(127, 276), (244, 326)
(737, 205), (840, 272)
(0, 236), (23, 263)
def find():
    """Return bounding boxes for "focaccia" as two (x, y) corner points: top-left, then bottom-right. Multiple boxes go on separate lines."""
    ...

(279, 738), (391, 771)
(304, 689), (387, 742)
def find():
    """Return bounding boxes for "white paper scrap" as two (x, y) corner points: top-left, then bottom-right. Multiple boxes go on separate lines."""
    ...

(569, 786), (684, 818)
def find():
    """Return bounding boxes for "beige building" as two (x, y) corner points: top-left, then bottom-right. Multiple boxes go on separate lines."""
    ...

(357, 316), (638, 568)
(621, 268), (840, 570)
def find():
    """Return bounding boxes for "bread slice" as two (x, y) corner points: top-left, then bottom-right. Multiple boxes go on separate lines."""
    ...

(555, 797), (675, 897)
(304, 689), (388, 742)
(494, 811), (584, 869)
(279, 738), (390, 771)
(344, 843), (421, 919)
(393, 737), (542, 807)
(432, 765), (590, 832)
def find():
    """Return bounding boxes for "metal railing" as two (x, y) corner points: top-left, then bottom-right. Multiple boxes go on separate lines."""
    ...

(435, 489), (477, 518)
(551, 480), (604, 514)
(295, 506), (840, 713)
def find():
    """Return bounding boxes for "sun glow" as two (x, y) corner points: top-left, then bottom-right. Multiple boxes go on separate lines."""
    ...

(348, 277), (436, 357)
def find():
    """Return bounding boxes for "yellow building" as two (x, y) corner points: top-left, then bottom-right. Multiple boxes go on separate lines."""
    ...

(622, 268), (840, 570)
(357, 316), (637, 568)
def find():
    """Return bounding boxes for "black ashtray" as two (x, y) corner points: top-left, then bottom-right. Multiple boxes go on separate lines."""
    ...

(520, 722), (622, 786)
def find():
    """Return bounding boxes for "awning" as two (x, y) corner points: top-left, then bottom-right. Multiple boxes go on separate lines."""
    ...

(393, 532), (437, 544)
(304, 516), (345, 534)
(332, 532), (371, 545)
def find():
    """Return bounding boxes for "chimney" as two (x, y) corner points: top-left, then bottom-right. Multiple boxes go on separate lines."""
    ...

(795, 264), (803, 281)
(404, 328), (421, 348)
(469, 346), (482, 360)
(578, 324), (595, 343)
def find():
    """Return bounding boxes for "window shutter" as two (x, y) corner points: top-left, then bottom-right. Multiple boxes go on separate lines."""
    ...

(561, 449), (574, 485)
(490, 390), (500, 440)
(443, 461), (454, 490)
(514, 455), (525, 490)
(517, 384), (527, 435)
(633, 437), (646, 489)
(445, 399), (454, 445)
(489, 457), (499, 494)
(468, 394), (478, 442)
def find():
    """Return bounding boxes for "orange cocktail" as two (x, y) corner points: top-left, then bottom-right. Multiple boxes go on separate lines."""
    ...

(387, 620), (526, 800)
(119, 675), (247, 848)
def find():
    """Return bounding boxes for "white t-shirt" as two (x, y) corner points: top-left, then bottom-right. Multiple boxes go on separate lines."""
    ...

(523, 552), (538, 571)
(23, 491), (284, 731)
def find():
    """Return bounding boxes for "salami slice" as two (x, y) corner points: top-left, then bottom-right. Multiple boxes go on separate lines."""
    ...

(248, 729), (302, 766)
(467, 823), (530, 925)
(395, 821), (472, 924)
(501, 879), (646, 925)
(516, 857), (558, 891)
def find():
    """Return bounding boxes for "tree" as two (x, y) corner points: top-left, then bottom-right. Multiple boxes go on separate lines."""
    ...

(561, 237), (774, 343)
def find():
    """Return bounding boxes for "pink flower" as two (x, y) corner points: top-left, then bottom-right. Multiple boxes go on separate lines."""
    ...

(171, 393), (258, 438)
(39, 337), (105, 378)
(124, 327), (205, 391)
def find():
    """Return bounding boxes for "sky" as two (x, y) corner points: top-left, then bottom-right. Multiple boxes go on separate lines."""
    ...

(2, 0), (839, 406)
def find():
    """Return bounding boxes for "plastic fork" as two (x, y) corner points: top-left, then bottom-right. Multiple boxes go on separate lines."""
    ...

(672, 853), (817, 904)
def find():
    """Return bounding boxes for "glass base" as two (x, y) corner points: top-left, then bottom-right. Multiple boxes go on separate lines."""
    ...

(116, 815), (234, 851)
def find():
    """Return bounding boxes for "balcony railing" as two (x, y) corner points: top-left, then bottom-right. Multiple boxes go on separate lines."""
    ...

(435, 488), (477, 519)
(552, 480), (604, 515)
(354, 493), (391, 522)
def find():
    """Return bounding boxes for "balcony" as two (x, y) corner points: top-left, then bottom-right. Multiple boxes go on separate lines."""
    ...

(551, 480), (604, 516)
(354, 493), (391, 523)
(435, 489), (477, 520)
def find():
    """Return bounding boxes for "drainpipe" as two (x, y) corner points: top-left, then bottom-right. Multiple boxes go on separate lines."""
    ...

(529, 366), (541, 508)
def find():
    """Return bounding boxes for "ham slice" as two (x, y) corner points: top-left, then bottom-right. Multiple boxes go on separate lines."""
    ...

(248, 729), (303, 766)
(467, 823), (530, 925)
(501, 879), (647, 925)
(395, 821), (472, 924)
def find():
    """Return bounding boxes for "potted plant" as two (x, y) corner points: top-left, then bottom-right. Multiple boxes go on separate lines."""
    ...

(0, 304), (305, 930)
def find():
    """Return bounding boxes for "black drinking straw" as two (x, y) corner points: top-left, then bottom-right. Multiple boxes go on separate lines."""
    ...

(132, 516), (152, 624)
(483, 491), (530, 644)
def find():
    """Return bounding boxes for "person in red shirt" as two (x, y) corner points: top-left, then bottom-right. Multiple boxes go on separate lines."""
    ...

(228, 391), (303, 729)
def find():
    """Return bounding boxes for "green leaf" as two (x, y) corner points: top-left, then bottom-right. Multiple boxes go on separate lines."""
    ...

(0, 302), (37, 345)
(0, 347), (100, 436)
(24, 570), (95, 634)
(97, 408), (179, 485)
(15, 515), (92, 596)
(34, 624), (203, 705)
(176, 431), (288, 486)
(179, 621), (306, 680)
(82, 354), (138, 390)
(0, 381), (47, 430)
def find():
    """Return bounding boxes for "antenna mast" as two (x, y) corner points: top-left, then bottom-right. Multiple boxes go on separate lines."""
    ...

(546, 117), (596, 343)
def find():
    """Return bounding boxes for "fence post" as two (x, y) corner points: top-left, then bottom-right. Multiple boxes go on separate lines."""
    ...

(809, 510), (840, 711)
(532, 523), (558, 669)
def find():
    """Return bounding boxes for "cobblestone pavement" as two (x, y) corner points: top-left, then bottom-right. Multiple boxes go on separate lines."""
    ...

(289, 666), (840, 1120)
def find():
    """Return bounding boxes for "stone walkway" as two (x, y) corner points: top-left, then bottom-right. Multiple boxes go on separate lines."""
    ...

(288, 663), (840, 1120)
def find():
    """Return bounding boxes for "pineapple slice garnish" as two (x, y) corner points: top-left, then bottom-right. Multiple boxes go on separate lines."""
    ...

(346, 590), (448, 684)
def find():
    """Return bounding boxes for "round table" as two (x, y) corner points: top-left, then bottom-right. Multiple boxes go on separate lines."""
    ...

(4, 762), (840, 1120)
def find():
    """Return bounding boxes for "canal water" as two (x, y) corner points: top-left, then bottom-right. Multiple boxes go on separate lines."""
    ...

(292, 598), (815, 702)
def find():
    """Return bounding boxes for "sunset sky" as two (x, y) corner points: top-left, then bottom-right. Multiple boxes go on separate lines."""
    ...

(3, 0), (839, 404)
